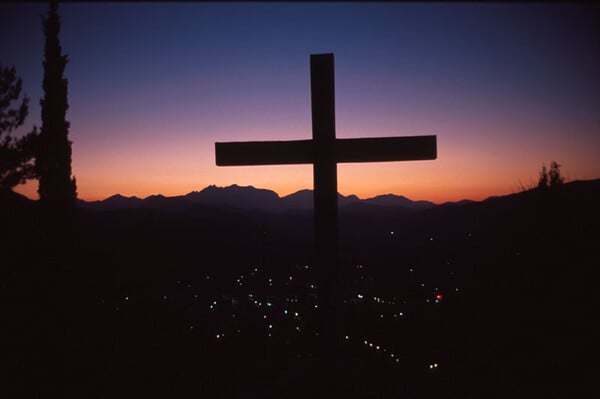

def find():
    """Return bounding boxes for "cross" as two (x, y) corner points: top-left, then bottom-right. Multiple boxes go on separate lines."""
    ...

(215, 53), (436, 362)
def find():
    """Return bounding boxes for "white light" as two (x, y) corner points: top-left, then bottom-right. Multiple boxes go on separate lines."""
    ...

(376, 346), (380, 350)
(357, 294), (363, 299)
(364, 340), (368, 345)
(125, 296), (129, 301)
(434, 363), (438, 368)
(284, 310), (288, 315)
(429, 364), (433, 369)
(369, 343), (373, 347)
(345, 335), (349, 340)
(268, 324), (273, 329)
(216, 334), (220, 339)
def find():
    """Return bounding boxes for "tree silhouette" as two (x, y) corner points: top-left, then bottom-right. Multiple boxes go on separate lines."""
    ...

(0, 66), (39, 190)
(537, 161), (564, 190)
(36, 0), (77, 212)
(548, 161), (564, 187)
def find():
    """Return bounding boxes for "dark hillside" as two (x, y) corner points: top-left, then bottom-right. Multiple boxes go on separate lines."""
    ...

(2, 179), (598, 397)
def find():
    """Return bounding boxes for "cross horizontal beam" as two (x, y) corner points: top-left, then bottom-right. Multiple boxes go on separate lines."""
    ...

(215, 135), (436, 166)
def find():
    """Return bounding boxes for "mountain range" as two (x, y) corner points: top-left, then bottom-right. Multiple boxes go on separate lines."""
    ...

(76, 184), (445, 213)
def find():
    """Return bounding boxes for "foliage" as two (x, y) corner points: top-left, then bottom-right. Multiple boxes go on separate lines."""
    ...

(36, 0), (77, 211)
(0, 65), (39, 189)
(548, 161), (564, 187)
(537, 161), (564, 190)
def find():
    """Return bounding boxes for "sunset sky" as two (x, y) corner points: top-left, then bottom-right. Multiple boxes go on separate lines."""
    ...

(2, 2), (599, 203)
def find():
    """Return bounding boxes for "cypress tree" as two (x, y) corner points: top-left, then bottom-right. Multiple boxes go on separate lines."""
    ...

(37, 0), (77, 212)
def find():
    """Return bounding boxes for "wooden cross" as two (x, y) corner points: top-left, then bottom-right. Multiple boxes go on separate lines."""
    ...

(215, 53), (436, 353)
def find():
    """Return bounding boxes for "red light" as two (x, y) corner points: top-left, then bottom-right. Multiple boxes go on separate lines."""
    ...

(436, 294), (443, 300)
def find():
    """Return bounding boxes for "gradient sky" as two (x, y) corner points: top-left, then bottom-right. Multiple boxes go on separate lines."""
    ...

(2, 2), (599, 203)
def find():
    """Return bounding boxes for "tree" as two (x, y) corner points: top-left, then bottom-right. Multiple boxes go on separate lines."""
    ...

(537, 161), (564, 190)
(548, 161), (564, 187)
(0, 66), (39, 190)
(36, 0), (77, 212)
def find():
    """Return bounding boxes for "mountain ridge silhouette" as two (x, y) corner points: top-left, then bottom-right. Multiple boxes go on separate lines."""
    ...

(74, 178), (600, 213)
(75, 184), (442, 213)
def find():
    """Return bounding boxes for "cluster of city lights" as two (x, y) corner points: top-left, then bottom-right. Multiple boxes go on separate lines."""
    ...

(105, 228), (470, 377)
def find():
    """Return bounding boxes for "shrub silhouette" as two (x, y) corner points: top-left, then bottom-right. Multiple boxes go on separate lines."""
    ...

(538, 161), (564, 190)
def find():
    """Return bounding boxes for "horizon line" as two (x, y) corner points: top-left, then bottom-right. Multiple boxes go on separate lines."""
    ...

(13, 177), (599, 205)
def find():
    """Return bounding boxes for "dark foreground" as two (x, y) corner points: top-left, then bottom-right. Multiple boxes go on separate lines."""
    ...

(3, 181), (598, 398)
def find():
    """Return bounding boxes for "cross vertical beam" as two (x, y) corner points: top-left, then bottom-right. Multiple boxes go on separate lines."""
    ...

(311, 55), (339, 336)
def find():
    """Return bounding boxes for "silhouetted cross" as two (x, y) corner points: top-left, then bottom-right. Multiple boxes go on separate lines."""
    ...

(215, 53), (436, 351)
